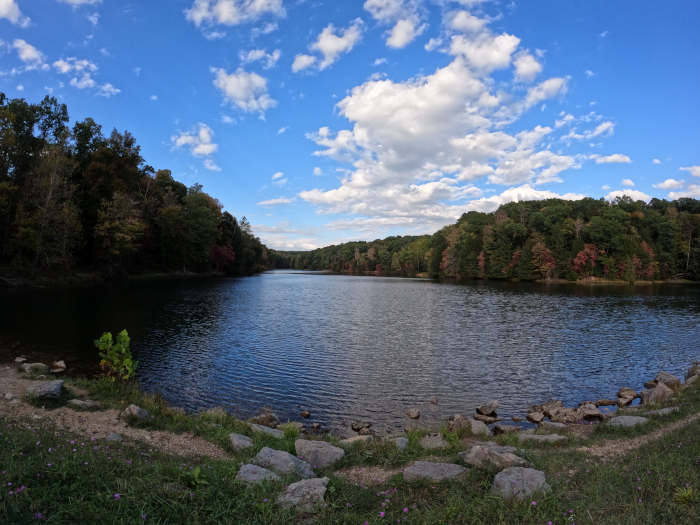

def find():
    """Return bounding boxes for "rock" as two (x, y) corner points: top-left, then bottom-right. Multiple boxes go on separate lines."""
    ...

(467, 419), (493, 437)
(550, 408), (584, 423)
(276, 477), (329, 511)
(608, 416), (649, 428)
(459, 445), (533, 470)
(351, 420), (372, 432)
(473, 414), (504, 424)
(480, 442), (519, 454)
(644, 407), (679, 416)
(68, 399), (97, 408)
(406, 408), (420, 419)
(476, 400), (499, 416)
(511, 417), (524, 422)
(26, 380), (63, 399)
(540, 399), (563, 417)
(14, 357), (26, 363)
(420, 433), (448, 449)
(20, 363), (50, 374)
(617, 396), (634, 407)
(685, 363), (700, 381)
(341, 435), (373, 445)
(229, 433), (255, 450)
(492, 424), (522, 435)
(249, 412), (280, 427)
(105, 432), (123, 442)
(448, 415), (493, 436)
(518, 434), (568, 444)
(491, 467), (550, 500)
(252, 447), (316, 479)
(527, 404), (543, 413)
(248, 423), (284, 438)
(644, 380), (658, 389)
(300, 410), (311, 419)
(526, 412), (545, 423)
(391, 437), (409, 450)
(640, 382), (674, 404)
(4, 392), (15, 400)
(403, 461), (467, 482)
(618, 387), (638, 399)
(295, 440), (344, 469)
(581, 406), (604, 420)
(236, 464), (280, 485)
(311, 422), (322, 431)
(430, 397), (438, 404)
(121, 404), (149, 419)
(655, 371), (681, 388)
(538, 421), (566, 431)
(686, 375), (699, 386)
(357, 427), (372, 436)
(596, 399), (617, 406)
(51, 360), (66, 372)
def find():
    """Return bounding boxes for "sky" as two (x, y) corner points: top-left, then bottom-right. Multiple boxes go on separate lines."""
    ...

(1, 0), (699, 250)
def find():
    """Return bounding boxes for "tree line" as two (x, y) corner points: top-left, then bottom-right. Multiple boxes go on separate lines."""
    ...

(0, 93), (275, 281)
(276, 196), (700, 282)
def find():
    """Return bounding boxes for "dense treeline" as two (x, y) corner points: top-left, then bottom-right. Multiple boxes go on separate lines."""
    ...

(0, 93), (275, 281)
(277, 196), (700, 282)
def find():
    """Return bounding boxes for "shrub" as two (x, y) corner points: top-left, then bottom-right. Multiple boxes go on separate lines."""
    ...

(94, 329), (138, 382)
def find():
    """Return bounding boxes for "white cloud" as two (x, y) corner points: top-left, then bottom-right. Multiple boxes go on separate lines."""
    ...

(172, 123), (219, 157)
(373, 58), (387, 66)
(185, 0), (285, 28)
(257, 196), (296, 206)
(604, 190), (651, 202)
(151, 95), (157, 100)
(203, 159), (221, 171)
(585, 121), (614, 138)
(133, 67), (141, 76)
(12, 39), (48, 70)
(292, 54), (316, 72)
(621, 179), (635, 187)
(58, 0), (103, 5)
(70, 73), (96, 89)
(16, 84), (23, 91)
(593, 153), (631, 164)
(424, 37), (443, 51)
(585, 70), (594, 78)
(0, 0), (30, 27)
(310, 19), (365, 70)
(313, 167), (323, 176)
(449, 32), (520, 74)
(222, 115), (236, 124)
(87, 12), (99, 25)
(251, 21), (277, 38)
(97, 83), (120, 97)
(669, 185), (700, 199)
(53, 57), (98, 74)
(211, 67), (276, 115)
(386, 18), (425, 49)
(465, 184), (586, 213)
(205, 31), (226, 40)
(513, 51), (542, 83)
(680, 166), (700, 177)
(239, 48), (281, 69)
(447, 10), (487, 33)
(652, 158), (660, 164)
(277, 126), (288, 134)
(601, 185), (610, 190)
(600, 30), (609, 38)
(364, 0), (425, 48)
(271, 172), (284, 180)
(653, 179), (684, 190)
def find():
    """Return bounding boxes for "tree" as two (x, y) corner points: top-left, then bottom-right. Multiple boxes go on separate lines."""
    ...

(94, 193), (144, 278)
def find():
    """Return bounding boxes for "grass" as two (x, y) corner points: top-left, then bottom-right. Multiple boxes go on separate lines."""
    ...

(2, 379), (700, 523)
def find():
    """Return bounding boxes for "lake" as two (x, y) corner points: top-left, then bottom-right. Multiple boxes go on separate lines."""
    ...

(1, 271), (699, 433)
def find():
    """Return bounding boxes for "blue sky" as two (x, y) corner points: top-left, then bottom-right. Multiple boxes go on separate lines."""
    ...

(1, 0), (698, 250)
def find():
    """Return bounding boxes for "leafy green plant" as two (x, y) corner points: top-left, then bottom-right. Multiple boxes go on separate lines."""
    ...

(182, 466), (209, 489)
(673, 486), (698, 506)
(94, 329), (138, 382)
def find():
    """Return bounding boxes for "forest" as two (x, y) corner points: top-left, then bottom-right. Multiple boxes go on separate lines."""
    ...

(276, 196), (700, 282)
(0, 93), (276, 283)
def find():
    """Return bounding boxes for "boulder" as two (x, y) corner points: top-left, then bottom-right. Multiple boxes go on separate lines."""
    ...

(685, 362), (700, 381)
(644, 380), (658, 389)
(26, 380), (63, 400)
(596, 399), (617, 407)
(459, 445), (533, 470)
(20, 363), (50, 374)
(420, 433), (448, 449)
(406, 408), (420, 420)
(473, 414), (503, 424)
(686, 375), (699, 386)
(581, 406), (604, 420)
(511, 417), (524, 422)
(357, 427), (372, 436)
(276, 477), (329, 511)
(295, 440), (345, 469)
(639, 382), (673, 404)
(480, 442), (519, 454)
(448, 415), (493, 436)
(518, 434), (567, 444)
(248, 423), (284, 438)
(68, 399), (97, 409)
(526, 412), (544, 423)
(300, 410), (311, 419)
(341, 435), (373, 445)
(617, 396), (635, 407)
(249, 412), (280, 427)
(540, 399), (563, 417)
(14, 357), (26, 363)
(351, 420), (372, 432)
(527, 404), (543, 413)
(492, 424), (521, 435)
(644, 407), (679, 417)
(4, 392), (14, 400)
(550, 408), (584, 423)
(476, 400), (499, 416)
(655, 371), (681, 388)
(608, 416), (649, 428)
(51, 361), (66, 373)
(491, 467), (550, 500)
(236, 464), (280, 485)
(617, 387), (637, 399)
(403, 461), (467, 482)
(390, 437), (409, 450)
(538, 421), (566, 431)
(121, 404), (149, 419)
(105, 432), (122, 442)
(252, 447), (315, 479)
(229, 433), (255, 450)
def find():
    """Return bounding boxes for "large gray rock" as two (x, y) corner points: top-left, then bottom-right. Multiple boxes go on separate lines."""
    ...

(252, 447), (316, 479)
(448, 415), (493, 436)
(26, 380), (63, 399)
(608, 416), (649, 428)
(618, 387), (638, 399)
(473, 414), (503, 424)
(550, 408), (584, 423)
(492, 424), (521, 435)
(526, 412), (544, 423)
(655, 371), (680, 388)
(276, 477), (329, 511)
(20, 363), (50, 374)
(420, 433), (448, 449)
(491, 467), (550, 500)
(639, 382), (673, 404)
(121, 404), (149, 419)
(351, 420), (372, 432)
(644, 407), (679, 417)
(403, 461), (467, 482)
(459, 445), (532, 470)
(538, 421), (566, 431)
(518, 433), (567, 444)
(476, 400), (499, 416)
(105, 432), (122, 442)
(581, 405), (604, 420)
(248, 423), (284, 438)
(686, 375), (699, 386)
(295, 440), (345, 469)
(685, 363), (700, 381)
(480, 442), (519, 454)
(390, 437), (409, 450)
(229, 433), (255, 450)
(406, 408), (420, 419)
(236, 464), (280, 485)
(617, 396), (635, 407)
(540, 399), (563, 417)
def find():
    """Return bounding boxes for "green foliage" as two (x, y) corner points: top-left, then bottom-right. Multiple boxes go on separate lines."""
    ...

(181, 466), (209, 489)
(94, 329), (138, 382)
(673, 486), (698, 506)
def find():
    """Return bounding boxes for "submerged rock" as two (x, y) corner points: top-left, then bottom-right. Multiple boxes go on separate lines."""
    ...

(596, 399), (617, 406)
(300, 410), (311, 419)
(473, 414), (503, 424)
(351, 420), (372, 432)
(406, 408), (420, 419)
(476, 400), (499, 416)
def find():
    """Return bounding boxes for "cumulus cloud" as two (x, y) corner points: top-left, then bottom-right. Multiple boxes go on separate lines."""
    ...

(653, 179), (684, 190)
(465, 184), (586, 213)
(12, 39), (48, 71)
(364, 0), (426, 48)
(0, 0), (30, 27)
(53, 57), (98, 74)
(585, 121), (614, 138)
(211, 67), (276, 115)
(601, 185), (610, 190)
(621, 178), (635, 186)
(292, 54), (316, 72)
(97, 83), (120, 97)
(680, 166), (700, 177)
(604, 190), (651, 202)
(277, 126), (288, 134)
(172, 123), (219, 157)
(313, 167), (323, 176)
(652, 159), (660, 164)
(58, 0), (103, 5)
(513, 51), (542, 83)
(310, 19), (365, 70)
(185, 0), (285, 28)
(272, 172), (287, 186)
(373, 58), (387, 65)
(239, 48), (281, 69)
(592, 154), (631, 164)
(257, 196), (296, 206)
(70, 73), (96, 89)
(669, 185), (700, 199)
(447, 10), (487, 33)
(386, 18), (425, 49)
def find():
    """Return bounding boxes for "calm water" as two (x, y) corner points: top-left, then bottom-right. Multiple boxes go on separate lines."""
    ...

(1, 272), (699, 432)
